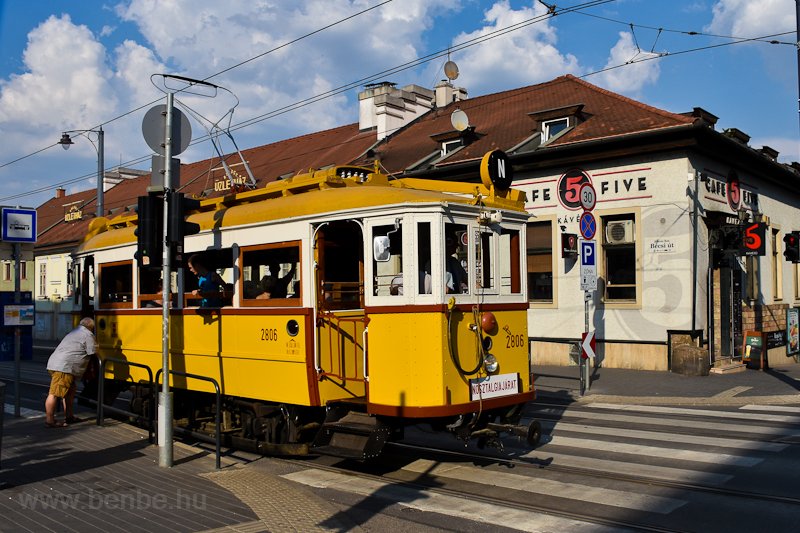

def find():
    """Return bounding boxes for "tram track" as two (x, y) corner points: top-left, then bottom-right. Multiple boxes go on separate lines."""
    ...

(280, 453), (679, 533)
(385, 439), (800, 508)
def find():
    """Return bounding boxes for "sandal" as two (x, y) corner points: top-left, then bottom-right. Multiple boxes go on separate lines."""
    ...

(65, 416), (84, 424)
(45, 421), (67, 428)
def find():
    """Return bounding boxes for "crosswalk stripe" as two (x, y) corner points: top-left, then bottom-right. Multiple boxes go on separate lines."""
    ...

(521, 449), (733, 484)
(587, 403), (800, 424)
(546, 421), (789, 452)
(528, 408), (797, 436)
(401, 459), (686, 514)
(740, 404), (800, 414)
(283, 469), (622, 532)
(544, 435), (761, 466)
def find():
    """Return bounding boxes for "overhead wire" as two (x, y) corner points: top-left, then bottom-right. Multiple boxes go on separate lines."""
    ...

(0, 0), (790, 203)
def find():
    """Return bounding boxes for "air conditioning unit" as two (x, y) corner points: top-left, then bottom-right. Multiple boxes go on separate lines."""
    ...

(605, 220), (634, 244)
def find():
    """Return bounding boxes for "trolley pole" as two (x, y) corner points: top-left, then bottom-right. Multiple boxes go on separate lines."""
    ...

(158, 91), (175, 468)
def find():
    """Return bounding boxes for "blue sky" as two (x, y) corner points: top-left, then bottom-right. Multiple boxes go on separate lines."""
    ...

(0, 0), (796, 209)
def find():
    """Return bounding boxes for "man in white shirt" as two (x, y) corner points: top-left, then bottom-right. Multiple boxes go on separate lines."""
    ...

(44, 317), (96, 427)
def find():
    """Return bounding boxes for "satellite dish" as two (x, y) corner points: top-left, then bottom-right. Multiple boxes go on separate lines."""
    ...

(444, 60), (459, 80)
(451, 109), (470, 132)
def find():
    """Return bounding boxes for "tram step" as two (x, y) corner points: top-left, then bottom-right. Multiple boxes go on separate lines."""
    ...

(312, 412), (391, 460)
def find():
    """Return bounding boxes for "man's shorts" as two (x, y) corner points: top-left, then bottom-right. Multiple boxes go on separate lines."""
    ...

(48, 371), (76, 398)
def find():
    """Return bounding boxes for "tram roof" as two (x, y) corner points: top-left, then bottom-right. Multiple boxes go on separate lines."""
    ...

(76, 166), (527, 253)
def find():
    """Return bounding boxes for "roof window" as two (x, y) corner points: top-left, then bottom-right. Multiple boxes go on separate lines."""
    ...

(542, 118), (570, 142)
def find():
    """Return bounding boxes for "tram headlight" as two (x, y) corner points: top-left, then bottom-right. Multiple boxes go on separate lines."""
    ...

(287, 319), (300, 337)
(483, 353), (499, 373)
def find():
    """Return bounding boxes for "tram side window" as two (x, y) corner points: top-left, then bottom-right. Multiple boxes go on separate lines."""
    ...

(476, 230), (495, 291)
(99, 261), (133, 308)
(240, 242), (301, 305)
(138, 268), (177, 308)
(373, 222), (403, 296)
(184, 249), (235, 307)
(445, 223), (469, 294)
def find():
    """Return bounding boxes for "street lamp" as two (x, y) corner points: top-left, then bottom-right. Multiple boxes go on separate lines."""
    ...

(58, 126), (105, 218)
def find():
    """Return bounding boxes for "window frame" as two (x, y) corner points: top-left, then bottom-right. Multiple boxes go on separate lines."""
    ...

(542, 117), (570, 142)
(599, 208), (642, 309)
(526, 217), (557, 307)
(238, 241), (302, 308)
(98, 260), (134, 309)
(772, 227), (783, 302)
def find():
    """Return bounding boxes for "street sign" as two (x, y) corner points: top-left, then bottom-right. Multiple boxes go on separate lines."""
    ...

(579, 212), (596, 240)
(740, 222), (766, 256)
(581, 331), (596, 359)
(1, 208), (37, 243)
(579, 182), (597, 211)
(580, 239), (597, 291)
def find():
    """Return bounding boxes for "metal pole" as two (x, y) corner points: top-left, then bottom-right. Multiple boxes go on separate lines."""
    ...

(159, 93), (174, 468)
(96, 127), (104, 218)
(584, 291), (590, 391)
(12, 243), (21, 417)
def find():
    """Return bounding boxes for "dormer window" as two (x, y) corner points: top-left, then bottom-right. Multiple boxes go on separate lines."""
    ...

(542, 118), (569, 141)
(441, 138), (463, 157)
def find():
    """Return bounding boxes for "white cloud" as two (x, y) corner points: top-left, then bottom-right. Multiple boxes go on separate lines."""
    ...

(595, 32), (661, 95)
(444, 1), (580, 96)
(707, 0), (794, 37)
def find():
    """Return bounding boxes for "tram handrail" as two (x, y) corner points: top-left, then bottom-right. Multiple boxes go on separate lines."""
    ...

(97, 357), (155, 444)
(155, 369), (222, 470)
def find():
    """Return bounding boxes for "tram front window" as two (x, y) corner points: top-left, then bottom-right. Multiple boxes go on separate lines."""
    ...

(445, 223), (469, 294)
(373, 222), (403, 296)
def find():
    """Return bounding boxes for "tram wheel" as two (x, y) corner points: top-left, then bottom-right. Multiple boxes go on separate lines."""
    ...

(527, 420), (542, 447)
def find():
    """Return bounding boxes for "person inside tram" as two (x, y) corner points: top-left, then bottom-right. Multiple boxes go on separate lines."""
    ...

(188, 254), (225, 307)
(263, 260), (295, 298)
(445, 235), (468, 294)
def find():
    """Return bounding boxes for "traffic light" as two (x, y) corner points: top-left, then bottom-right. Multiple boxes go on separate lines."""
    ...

(784, 232), (800, 263)
(168, 191), (201, 266)
(135, 194), (164, 268)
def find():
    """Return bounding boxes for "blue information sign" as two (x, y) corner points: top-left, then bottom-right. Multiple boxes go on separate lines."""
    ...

(1, 208), (37, 243)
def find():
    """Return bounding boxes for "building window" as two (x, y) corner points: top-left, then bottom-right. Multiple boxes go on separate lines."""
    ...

(39, 263), (47, 297)
(3, 263), (10, 282)
(794, 263), (800, 301)
(542, 118), (569, 141)
(20, 261), (27, 280)
(526, 221), (553, 302)
(602, 215), (637, 301)
(745, 255), (760, 301)
(773, 229), (782, 301)
(441, 139), (462, 157)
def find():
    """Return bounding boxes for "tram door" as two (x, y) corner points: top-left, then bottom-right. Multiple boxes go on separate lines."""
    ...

(314, 220), (367, 394)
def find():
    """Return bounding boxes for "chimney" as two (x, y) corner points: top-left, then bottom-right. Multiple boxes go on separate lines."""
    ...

(723, 127), (750, 145)
(359, 82), (434, 140)
(434, 80), (467, 108)
(758, 146), (779, 161)
(55, 187), (65, 199)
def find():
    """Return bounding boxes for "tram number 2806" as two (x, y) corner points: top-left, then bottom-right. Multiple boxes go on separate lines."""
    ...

(260, 328), (279, 341)
(506, 334), (526, 348)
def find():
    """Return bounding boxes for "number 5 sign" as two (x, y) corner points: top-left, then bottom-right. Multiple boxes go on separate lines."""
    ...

(740, 222), (766, 256)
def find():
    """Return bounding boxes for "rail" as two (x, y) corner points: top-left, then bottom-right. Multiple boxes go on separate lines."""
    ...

(155, 369), (222, 470)
(97, 357), (155, 444)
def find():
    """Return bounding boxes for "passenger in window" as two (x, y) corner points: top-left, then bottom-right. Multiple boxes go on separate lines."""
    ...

(257, 276), (278, 299)
(263, 261), (296, 298)
(188, 254), (224, 307)
(445, 236), (468, 293)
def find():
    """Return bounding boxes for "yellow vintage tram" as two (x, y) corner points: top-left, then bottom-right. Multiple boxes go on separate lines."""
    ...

(74, 156), (539, 458)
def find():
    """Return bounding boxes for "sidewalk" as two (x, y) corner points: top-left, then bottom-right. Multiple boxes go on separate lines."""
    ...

(0, 414), (363, 532)
(534, 359), (800, 405)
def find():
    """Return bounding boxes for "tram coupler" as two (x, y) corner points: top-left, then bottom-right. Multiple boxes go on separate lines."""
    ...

(487, 420), (542, 447)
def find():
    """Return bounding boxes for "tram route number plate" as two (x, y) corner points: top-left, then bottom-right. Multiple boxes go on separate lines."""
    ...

(469, 373), (520, 400)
